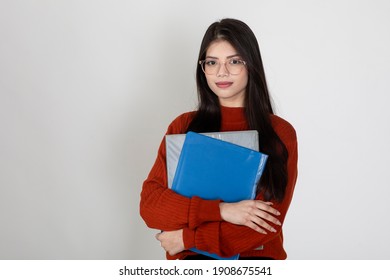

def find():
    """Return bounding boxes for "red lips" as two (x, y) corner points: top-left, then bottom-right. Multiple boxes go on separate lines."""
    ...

(216, 82), (233, 88)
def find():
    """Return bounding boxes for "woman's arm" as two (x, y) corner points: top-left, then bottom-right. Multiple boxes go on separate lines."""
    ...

(156, 199), (282, 256)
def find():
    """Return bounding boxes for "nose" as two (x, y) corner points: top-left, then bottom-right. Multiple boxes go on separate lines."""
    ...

(216, 61), (229, 77)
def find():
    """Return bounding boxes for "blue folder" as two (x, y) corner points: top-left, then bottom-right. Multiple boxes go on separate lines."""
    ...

(171, 131), (268, 259)
(166, 130), (259, 188)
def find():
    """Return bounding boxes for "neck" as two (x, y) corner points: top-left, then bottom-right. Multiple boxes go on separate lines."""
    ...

(218, 99), (244, 108)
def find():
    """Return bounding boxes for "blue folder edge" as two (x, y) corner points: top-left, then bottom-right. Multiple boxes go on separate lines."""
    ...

(191, 248), (239, 260)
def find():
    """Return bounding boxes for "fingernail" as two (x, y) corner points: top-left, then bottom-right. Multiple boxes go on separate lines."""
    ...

(271, 228), (277, 232)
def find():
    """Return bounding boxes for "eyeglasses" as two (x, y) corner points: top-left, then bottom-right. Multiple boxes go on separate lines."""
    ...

(199, 58), (247, 75)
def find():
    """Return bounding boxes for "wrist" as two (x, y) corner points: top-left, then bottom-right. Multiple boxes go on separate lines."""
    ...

(219, 202), (227, 221)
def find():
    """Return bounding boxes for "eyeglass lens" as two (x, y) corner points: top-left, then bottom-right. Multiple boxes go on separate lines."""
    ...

(201, 58), (245, 75)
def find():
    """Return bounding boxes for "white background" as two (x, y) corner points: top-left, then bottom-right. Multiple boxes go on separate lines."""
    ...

(0, 0), (389, 259)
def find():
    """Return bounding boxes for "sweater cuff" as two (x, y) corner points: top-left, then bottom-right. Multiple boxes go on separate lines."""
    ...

(188, 196), (222, 229)
(183, 228), (195, 249)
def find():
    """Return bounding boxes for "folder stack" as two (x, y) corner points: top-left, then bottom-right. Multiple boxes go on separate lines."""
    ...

(165, 131), (268, 259)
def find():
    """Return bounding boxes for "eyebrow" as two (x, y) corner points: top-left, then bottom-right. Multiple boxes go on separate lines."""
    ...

(205, 54), (241, 59)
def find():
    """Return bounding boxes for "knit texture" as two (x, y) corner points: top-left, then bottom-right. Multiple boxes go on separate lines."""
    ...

(140, 106), (298, 259)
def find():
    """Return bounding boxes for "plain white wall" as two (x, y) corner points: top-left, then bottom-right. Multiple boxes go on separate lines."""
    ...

(1, 0), (389, 259)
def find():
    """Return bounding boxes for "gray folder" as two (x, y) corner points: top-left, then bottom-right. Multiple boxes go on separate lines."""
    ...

(165, 130), (259, 189)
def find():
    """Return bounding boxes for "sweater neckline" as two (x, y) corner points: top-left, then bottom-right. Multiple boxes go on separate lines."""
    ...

(220, 105), (246, 124)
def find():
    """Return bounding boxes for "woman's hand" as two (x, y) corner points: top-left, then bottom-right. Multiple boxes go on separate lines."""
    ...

(155, 229), (185, 256)
(219, 200), (281, 234)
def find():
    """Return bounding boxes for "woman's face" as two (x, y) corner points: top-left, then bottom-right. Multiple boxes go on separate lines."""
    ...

(204, 40), (248, 107)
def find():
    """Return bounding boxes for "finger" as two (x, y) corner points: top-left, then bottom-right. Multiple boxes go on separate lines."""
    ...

(250, 216), (278, 233)
(253, 210), (281, 226)
(255, 201), (281, 216)
(258, 203), (280, 216)
(245, 221), (267, 234)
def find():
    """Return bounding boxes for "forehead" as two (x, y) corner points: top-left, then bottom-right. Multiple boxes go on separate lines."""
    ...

(206, 40), (239, 58)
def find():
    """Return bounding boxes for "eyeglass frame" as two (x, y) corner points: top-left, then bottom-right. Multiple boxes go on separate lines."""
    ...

(198, 58), (247, 75)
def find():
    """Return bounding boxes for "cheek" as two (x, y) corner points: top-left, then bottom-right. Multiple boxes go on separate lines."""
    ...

(242, 76), (249, 88)
(240, 70), (249, 86)
(205, 76), (216, 90)
(237, 73), (249, 91)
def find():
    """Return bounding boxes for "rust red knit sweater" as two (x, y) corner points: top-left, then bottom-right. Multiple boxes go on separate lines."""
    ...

(140, 106), (298, 259)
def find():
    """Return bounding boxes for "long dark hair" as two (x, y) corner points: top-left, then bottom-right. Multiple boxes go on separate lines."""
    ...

(186, 18), (288, 202)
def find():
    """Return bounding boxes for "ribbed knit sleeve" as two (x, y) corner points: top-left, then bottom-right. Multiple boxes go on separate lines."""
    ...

(139, 112), (223, 231)
(179, 116), (298, 259)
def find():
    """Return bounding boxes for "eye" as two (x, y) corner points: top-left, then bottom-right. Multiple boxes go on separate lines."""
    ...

(205, 60), (218, 66)
(229, 59), (243, 65)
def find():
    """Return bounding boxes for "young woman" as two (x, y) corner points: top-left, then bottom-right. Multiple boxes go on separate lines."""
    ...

(140, 18), (298, 260)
